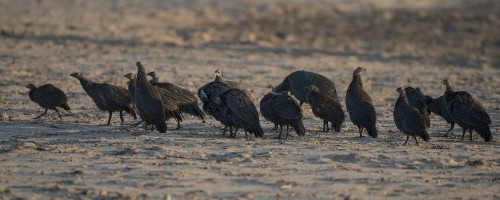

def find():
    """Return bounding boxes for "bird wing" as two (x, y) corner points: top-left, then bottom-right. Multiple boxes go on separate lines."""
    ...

(449, 92), (491, 125)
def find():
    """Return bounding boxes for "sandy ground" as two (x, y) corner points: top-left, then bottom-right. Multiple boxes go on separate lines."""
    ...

(1, 0), (499, 199)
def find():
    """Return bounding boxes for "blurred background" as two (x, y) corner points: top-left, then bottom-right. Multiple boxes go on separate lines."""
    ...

(1, 0), (499, 68)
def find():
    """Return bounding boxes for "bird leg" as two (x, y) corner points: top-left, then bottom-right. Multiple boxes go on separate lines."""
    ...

(119, 110), (124, 125)
(34, 109), (48, 119)
(176, 119), (182, 130)
(278, 125), (283, 139)
(413, 135), (419, 146)
(107, 111), (113, 126)
(403, 135), (410, 146)
(469, 129), (473, 141)
(54, 108), (63, 120)
(323, 120), (329, 132)
(273, 123), (278, 132)
(245, 131), (248, 139)
(222, 125), (228, 135)
(461, 128), (466, 141)
(358, 125), (365, 137)
(285, 125), (290, 140)
(443, 123), (455, 137)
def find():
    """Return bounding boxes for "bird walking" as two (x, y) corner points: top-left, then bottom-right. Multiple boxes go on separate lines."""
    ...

(70, 72), (137, 125)
(305, 84), (345, 132)
(260, 91), (305, 139)
(345, 67), (378, 138)
(393, 87), (430, 146)
(441, 79), (492, 142)
(26, 83), (70, 120)
(133, 62), (167, 133)
(274, 70), (338, 106)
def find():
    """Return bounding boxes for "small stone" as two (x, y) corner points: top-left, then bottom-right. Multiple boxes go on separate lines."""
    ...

(0, 112), (8, 121)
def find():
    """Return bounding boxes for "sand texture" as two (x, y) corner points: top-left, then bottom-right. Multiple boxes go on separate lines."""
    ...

(0, 0), (499, 199)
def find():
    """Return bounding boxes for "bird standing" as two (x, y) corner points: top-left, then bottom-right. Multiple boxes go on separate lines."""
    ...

(134, 62), (167, 133)
(425, 95), (455, 137)
(441, 79), (492, 142)
(393, 87), (430, 146)
(345, 67), (378, 138)
(26, 83), (70, 120)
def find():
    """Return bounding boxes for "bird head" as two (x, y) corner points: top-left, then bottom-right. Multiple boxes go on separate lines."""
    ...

(199, 90), (208, 100)
(441, 79), (450, 86)
(354, 67), (367, 74)
(70, 72), (81, 78)
(214, 68), (223, 78)
(26, 83), (36, 90)
(147, 71), (156, 78)
(396, 87), (404, 94)
(124, 73), (134, 80)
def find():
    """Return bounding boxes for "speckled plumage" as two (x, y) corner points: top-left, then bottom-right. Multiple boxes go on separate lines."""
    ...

(306, 85), (345, 132)
(133, 62), (167, 133)
(274, 70), (338, 106)
(26, 83), (71, 120)
(147, 71), (204, 129)
(442, 80), (492, 142)
(345, 67), (377, 138)
(260, 91), (305, 139)
(425, 95), (455, 136)
(215, 88), (263, 138)
(393, 87), (429, 146)
(404, 87), (430, 128)
(70, 73), (137, 125)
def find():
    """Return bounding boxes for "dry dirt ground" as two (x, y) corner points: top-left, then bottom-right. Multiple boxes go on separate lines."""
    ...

(0, 0), (499, 199)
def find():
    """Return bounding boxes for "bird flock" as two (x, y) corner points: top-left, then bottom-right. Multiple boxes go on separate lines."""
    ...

(26, 63), (493, 146)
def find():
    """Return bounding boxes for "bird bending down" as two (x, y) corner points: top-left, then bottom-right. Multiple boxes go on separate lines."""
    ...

(441, 79), (492, 142)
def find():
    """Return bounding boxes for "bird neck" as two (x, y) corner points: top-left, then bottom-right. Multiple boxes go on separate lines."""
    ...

(398, 92), (409, 104)
(349, 74), (363, 89)
(214, 76), (224, 82)
(445, 84), (453, 93)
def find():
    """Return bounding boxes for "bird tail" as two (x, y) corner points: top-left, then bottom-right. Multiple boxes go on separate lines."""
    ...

(180, 103), (205, 120)
(156, 121), (167, 133)
(62, 103), (71, 111)
(292, 120), (306, 136)
(477, 125), (493, 142)
(248, 123), (264, 138)
(367, 124), (378, 138)
(419, 130), (430, 142)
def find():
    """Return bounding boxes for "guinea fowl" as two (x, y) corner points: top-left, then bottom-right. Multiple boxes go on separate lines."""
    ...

(26, 83), (70, 120)
(425, 95), (455, 137)
(124, 73), (136, 101)
(260, 92), (278, 131)
(147, 71), (205, 128)
(274, 70), (338, 106)
(214, 88), (264, 138)
(393, 87), (430, 146)
(134, 62), (167, 133)
(198, 69), (241, 136)
(305, 84), (345, 132)
(70, 72), (137, 125)
(404, 87), (430, 128)
(345, 67), (378, 138)
(260, 91), (305, 139)
(441, 79), (492, 142)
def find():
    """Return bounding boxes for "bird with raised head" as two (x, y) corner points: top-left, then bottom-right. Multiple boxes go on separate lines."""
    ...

(26, 83), (70, 120)
(393, 87), (430, 146)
